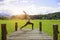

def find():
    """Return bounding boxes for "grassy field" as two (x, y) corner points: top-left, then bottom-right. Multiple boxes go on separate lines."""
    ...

(0, 20), (60, 40)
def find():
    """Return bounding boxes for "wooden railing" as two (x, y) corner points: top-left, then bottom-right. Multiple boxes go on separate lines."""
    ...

(15, 22), (18, 31)
(53, 24), (59, 40)
(39, 22), (42, 32)
(1, 24), (7, 40)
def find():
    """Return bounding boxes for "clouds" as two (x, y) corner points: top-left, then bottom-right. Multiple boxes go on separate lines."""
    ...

(0, 0), (3, 1)
(0, 0), (60, 15)
(21, 0), (28, 3)
(58, 3), (60, 5)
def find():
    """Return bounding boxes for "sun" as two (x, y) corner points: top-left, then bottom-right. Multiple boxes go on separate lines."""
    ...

(12, 10), (24, 15)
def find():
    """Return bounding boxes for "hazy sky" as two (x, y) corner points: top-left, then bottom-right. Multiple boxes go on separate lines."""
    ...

(0, 0), (60, 15)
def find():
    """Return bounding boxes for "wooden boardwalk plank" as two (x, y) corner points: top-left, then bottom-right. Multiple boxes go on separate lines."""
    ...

(7, 29), (53, 40)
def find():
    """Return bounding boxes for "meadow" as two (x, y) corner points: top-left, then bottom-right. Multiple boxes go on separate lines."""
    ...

(0, 20), (60, 40)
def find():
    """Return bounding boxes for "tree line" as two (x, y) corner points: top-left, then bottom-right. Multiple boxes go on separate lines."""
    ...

(30, 12), (60, 20)
(0, 12), (60, 20)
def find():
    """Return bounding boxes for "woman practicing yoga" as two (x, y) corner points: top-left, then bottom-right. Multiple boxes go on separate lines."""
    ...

(20, 11), (34, 30)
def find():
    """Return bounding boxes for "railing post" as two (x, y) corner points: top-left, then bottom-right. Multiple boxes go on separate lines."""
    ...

(1, 24), (7, 40)
(15, 22), (18, 31)
(53, 24), (59, 40)
(39, 22), (42, 32)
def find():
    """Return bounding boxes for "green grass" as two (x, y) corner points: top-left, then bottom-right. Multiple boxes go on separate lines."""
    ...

(0, 20), (60, 40)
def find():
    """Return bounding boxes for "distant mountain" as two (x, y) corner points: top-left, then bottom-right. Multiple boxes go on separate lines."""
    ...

(43, 12), (60, 19)
(0, 11), (13, 20)
(0, 11), (60, 20)
(0, 12), (12, 17)
(30, 12), (60, 19)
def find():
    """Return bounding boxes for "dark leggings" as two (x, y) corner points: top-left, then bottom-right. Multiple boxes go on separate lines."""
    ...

(20, 22), (34, 30)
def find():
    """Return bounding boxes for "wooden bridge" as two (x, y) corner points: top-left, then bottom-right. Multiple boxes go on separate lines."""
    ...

(7, 29), (53, 40)
(1, 22), (59, 40)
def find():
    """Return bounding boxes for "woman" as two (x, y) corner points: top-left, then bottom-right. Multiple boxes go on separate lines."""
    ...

(20, 11), (34, 30)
